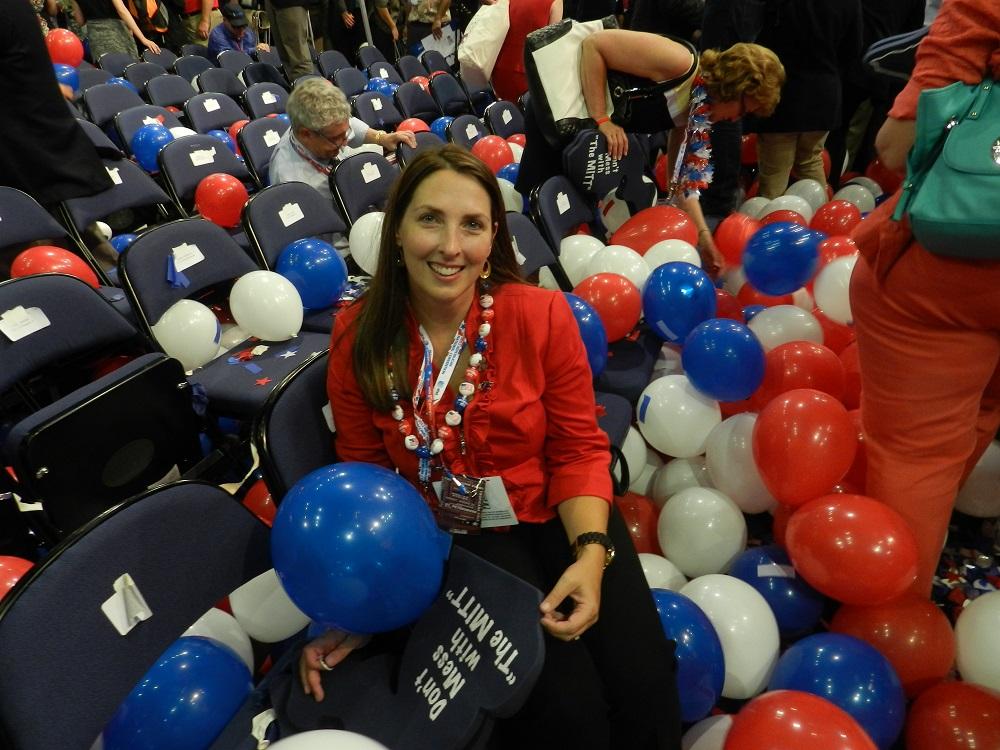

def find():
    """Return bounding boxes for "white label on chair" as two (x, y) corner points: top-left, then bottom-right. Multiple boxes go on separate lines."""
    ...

(190, 147), (217, 166)
(556, 191), (570, 215)
(100, 573), (153, 636)
(466, 123), (478, 139)
(261, 91), (278, 105)
(106, 167), (123, 185)
(371, 97), (383, 111)
(511, 235), (525, 265)
(279, 202), (305, 227)
(322, 401), (335, 432)
(378, 68), (389, 78)
(0, 306), (51, 342)
(172, 242), (205, 272)
(142, 116), (161, 126)
(263, 128), (281, 147)
(361, 161), (381, 184)
(502, 109), (512, 125)
(203, 97), (221, 112)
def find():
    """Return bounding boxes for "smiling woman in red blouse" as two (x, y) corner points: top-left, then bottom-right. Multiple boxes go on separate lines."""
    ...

(305, 145), (681, 749)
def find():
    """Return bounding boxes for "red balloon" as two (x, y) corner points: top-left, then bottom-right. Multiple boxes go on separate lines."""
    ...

(715, 288), (744, 321)
(614, 493), (662, 554)
(92, 353), (135, 379)
(839, 341), (861, 410)
(723, 690), (877, 750)
(736, 283), (793, 308)
(11, 245), (100, 288)
(165, 105), (181, 113)
(610, 205), (698, 253)
(814, 307), (855, 355)
(771, 503), (795, 547)
(397, 117), (429, 133)
(45, 28), (84, 67)
(817, 236), (858, 268)
(720, 397), (754, 418)
(506, 133), (526, 147)
(429, 70), (449, 79)
(227, 119), (251, 144)
(243, 478), (276, 526)
(864, 158), (903, 195)
(572, 273), (642, 342)
(750, 342), (846, 411)
(744, 178), (760, 199)
(653, 153), (669, 192)
(831, 592), (955, 698)
(0, 556), (34, 602)
(752, 388), (857, 506)
(761, 209), (807, 227)
(195, 173), (249, 228)
(740, 133), (758, 167)
(409, 75), (430, 92)
(811, 200), (862, 236)
(714, 213), (762, 267)
(785, 493), (919, 605)
(904, 681), (1000, 749)
(470, 135), (514, 173)
(843, 408), (867, 489)
(822, 149), (832, 178)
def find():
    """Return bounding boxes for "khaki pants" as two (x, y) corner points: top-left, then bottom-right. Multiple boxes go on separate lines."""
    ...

(756, 130), (829, 199)
(270, 4), (314, 81)
(183, 8), (223, 45)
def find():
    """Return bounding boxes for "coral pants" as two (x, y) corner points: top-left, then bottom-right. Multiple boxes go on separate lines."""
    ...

(850, 240), (1000, 594)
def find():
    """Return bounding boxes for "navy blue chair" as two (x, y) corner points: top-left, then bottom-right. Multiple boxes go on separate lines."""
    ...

(430, 72), (473, 117)
(317, 49), (351, 78)
(97, 51), (137, 77)
(396, 54), (427, 81)
(395, 129), (445, 167)
(237, 117), (291, 188)
(357, 43), (388, 68)
(461, 77), (497, 118)
(217, 49), (254, 74)
(76, 117), (123, 155)
(447, 113), (486, 149)
(82, 83), (145, 129)
(331, 152), (400, 225)
(146, 73), (197, 109)
(505, 211), (571, 288)
(157, 134), (255, 215)
(420, 49), (450, 74)
(196, 67), (247, 99)
(254, 47), (283, 69)
(142, 47), (178, 69)
(114, 105), (184, 155)
(241, 62), (290, 90)
(181, 43), (213, 58)
(77, 66), (113, 92)
(334, 67), (369, 99)
(394, 81), (441, 124)
(353, 91), (404, 130)
(173, 54), (215, 84)
(184, 91), (249, 133)
(484, 100), (525, 139)
(123, 61), (168, 95)
(243, 82), (288, 119)
(367, 61), (403, 85)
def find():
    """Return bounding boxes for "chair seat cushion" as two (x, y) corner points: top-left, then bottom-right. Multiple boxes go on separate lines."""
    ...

(595, 333), (658, 406)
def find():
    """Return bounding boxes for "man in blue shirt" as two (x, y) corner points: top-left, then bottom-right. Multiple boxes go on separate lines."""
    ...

(208, 4), (271, 58)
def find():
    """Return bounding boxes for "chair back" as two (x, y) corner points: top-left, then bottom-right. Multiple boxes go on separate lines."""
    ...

(146, 73), (197, 109)
(462, 78), (497, 117)
(237, 117), (291, 188)
(157, 134), (253, 214)
(62, 158), (173, 234)
(77, 66), (113, 92)
(114, 105), (183, 153)
(420, 49), (450, 74)
(217, 48), (254, 74)
(367, 61), (403, 85)
(254, 47), (283, 68)
(430, 72), (473, 117)
(242, 62), (290, 90)
(75, 117), (123, 154)
(353, 91), (403, 130)
(317, 49), (351, 78)
(531, 175), (597, 250)
(357, 43), (388, 68)
(484, 100), (525, 138)
(173, 54), (215, 83)
(181, 43), (213, 58)
(447, 113), (486, 149)
(142, 47), (178, 68)
(243, 182), (348, 268)
(184, 91), (249, 133)
(83, 83), (145, 129)
(333, 67), (368, 98)
(332, 152), (400, 225)
(505, 211), (569, 287)
(123, 61), (168, 93)
(395, 130), (444, 167)
(244, 82), (288, 119)
(196, 67), (247, 98)
(97, 51), (137, 77)
(396, 54), (427, 80)
(0, 187), (72, 249)
(394, 81), (441, 124)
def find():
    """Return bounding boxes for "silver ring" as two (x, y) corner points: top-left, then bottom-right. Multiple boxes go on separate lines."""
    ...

(318, 655), (334, 671)
(573, 636), (581, 641)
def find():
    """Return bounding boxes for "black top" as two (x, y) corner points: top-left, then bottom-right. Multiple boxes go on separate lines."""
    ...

(0, 0), (113, 206)
(75, 0), (118, 21)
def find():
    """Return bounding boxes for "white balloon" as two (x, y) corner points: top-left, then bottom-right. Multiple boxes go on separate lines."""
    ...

(844, 175), (883, 199)
(705, 414), (776, 514)
(680, 574), (780, 699)
(747, 304), (822, 350)
(720, 265), (746, 296)
(348, 210), (385, 276)
(645, 239), (701, 270)
(639, 553), (687, 591)
(169, 126), (197, 139)
(762, 194), (813, 223)
(268, 730), (390, 750)
(833, 183), (876, 213)
(682, 714), (733, 750)
(151, 298), (221, 372)
(613, 426), (648, 486)
(94, 220), (112, 240)
(956, 440), (1000, 517)
(600, 188), (634, 233)
(657, 487), (747, 577)
(183, 607), (254, 671)
(508, 142), (523, 163)
(955, 590), (1000, 691)
(585, 244), (650, 291)
(230, 270), (304, 341)
(630, 450), (664, 496)
(497, 177), (524, 213)
(537, 266), (560, 290)
(738, 197), (770, 219)
(651, 344), (684, 380)
(783, 179), (827, 213)
(791, 286), (814, 311)
(229, 568), (311, 643)
(560, 234), (605, 287)
(813, 254), (857, 325)
(219, 322), (250, 349)
(649, 456), (713, 508)
(637, 375), (721, 458)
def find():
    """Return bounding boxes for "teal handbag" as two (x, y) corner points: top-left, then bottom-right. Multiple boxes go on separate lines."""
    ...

(892, 78), (1000, 258)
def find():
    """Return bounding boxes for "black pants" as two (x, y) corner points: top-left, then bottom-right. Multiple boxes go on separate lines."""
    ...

(453, 508), (682, 750)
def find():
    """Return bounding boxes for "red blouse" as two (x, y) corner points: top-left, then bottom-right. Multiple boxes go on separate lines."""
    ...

(326, 283), (612, 524)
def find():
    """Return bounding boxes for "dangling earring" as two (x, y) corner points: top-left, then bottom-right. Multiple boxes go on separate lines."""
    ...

(479, 259), (492, 280)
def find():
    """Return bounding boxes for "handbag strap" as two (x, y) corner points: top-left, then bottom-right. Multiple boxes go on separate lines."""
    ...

(608, 36), (698, 102)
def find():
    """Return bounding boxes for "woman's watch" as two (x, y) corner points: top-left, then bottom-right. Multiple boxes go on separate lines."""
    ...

(571, 531), (615, 569)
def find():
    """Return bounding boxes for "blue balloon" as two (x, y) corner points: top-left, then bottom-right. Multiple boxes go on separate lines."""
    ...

(110, 233), (138, 254)
(276, 237), (349, 309)
(743, 304), (765, 322)
(728, 545), (825, 635)
(563, 293), (608, 377)
(496, 162), (519, 183)
(642, 262), (717, 344)
(272, 462), (452, 633)
(768, 633), (906, 749)
(681, 318), (765, 401)
(53, 63), (79, 93)
(651, 589), (725, 723)
(742, 222), (821, 296)
(275, 113), (291, 125)
(430, 116), (454, 140)
(103, 636), (252, 750)
(131, 123), (174, 173)
(385, 82), (400, 95)
(107, 76), (139, 94)
(366, 75), (388, 92)
(205, 128), (237, 153)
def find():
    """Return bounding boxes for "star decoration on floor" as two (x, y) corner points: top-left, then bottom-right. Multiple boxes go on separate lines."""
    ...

(255, 377), (272, 387)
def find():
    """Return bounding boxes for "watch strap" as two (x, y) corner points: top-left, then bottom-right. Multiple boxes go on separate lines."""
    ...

(571, 531), (616, 569)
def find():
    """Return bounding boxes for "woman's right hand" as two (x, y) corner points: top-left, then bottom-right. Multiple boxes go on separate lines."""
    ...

(598, 120), (628, 160)
(299, 629), (371, 702)
(342, 10), (355, 28)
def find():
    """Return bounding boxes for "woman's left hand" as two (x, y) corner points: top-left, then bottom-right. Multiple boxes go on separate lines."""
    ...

(539, 546), (605, 641)
(697, 229), (724, 278)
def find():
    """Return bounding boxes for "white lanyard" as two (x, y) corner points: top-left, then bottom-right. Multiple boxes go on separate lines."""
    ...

(413, 323), (466, 446)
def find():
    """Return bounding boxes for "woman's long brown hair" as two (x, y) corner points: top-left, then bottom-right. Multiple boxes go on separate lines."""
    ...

(347, 144), (524, 411)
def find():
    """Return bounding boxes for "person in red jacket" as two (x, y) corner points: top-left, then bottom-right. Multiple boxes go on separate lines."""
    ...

(850, 0), (1000, 595)
(491, 0), (563, 103)
(303, 144), (682, 749)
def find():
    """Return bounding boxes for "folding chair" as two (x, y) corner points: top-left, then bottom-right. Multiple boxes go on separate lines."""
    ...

(0, 274), (203, 535)
(76, 117), (123, 156)
(254, 47), (283, 69)
(184, 92), (249, 133)
(863, 25), (929, 82)
(157, 134), (255, 214)
(173, 54), (215, 84)
(505, 211), (571, 289)
(461, 78), (496, 118)
(241, 62), (289, 90)
(82, 83), (145, 129)
(146, 73), (197, 109)
(367, 61), (403, 85)
(97, 51), (137, 77)
(396, 54), (427, 81)
(447, 113), (486, 149)
(123, 61), (168, 95)
(484, 100), (525, 139)
(119, 218), (331, 417)
(394, 81), (441, 124)
(77, 66), (113, 92)
(243, 82), (288, 119)
(333, 67), (369, 99)
(252, 350), (335, 500)
(331, 152), (400, 225)
(142, 47), (178, 69)
(196, 67), (248, 99)
(317, 49), (351, 78)
(236, 117), (290, 188)
(357, 43), (388, 68)
(114, 105), (184, 154)
(353, 91), (404, 130)
(181, 43), (213, 58)
(420, 49), (450, 74)
(430, 72), (473, 117)
(292, 73), (325, 89)
(217, 49), (254, 74)
(395, 130), (444, 167)
(0, 480), (270, 749)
